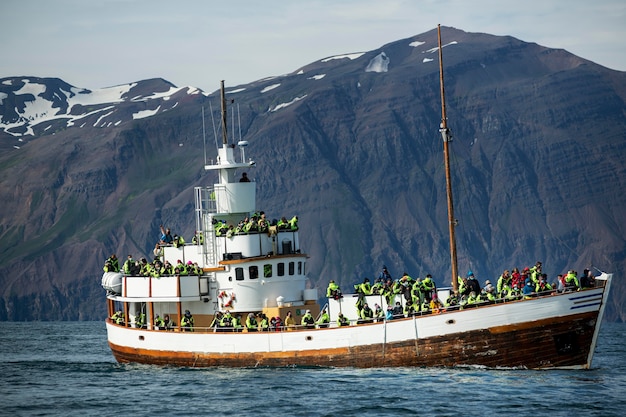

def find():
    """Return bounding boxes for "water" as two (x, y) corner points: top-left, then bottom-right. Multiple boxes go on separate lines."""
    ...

(1, 321), (625, 417)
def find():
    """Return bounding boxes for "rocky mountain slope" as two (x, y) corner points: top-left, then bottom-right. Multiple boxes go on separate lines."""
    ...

(1, 26), (625, 321)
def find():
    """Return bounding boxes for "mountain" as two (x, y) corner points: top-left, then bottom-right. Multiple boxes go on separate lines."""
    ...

(1, 26), (625, 321)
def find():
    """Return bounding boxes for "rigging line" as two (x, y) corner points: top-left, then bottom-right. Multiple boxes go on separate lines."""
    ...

(448, 147), (479, 269)
(237, 103), (242, 142)
(231, 103), (235, 143)
(202, 106), (207, 166)
(208, 100), (219, 155)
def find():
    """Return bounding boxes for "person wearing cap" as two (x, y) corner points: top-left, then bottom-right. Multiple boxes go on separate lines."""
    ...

(317, 309), (330, 328)
(429, 293), (444, 313)
(522, 277), (535, 299)
(464, 271), (480, 297)
(301, 310), (315, 329)
(181, 310), (194, 332)
(155, 314), (166, 330)
(175, 259), (187, 276)
(378, 265), (392, 282)
(337, 313), (349, 327)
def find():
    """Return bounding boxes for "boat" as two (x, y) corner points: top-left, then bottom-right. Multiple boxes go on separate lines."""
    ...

(102, 25), (612, 369)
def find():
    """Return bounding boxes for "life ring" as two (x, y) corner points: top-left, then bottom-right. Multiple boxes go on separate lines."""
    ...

(219, 291), (236, 309)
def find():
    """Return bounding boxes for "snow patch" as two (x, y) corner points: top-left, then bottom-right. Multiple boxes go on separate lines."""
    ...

(365, 52), (389, 73)
(261, 83), (281, 93)
(269, 95), (307, 112)
(308, 74), (326, 80)
(424, 41), (458, 54)
(133, 105), (161, 119)
(410, 40), (425, 47)
(322, 52), (365, 62)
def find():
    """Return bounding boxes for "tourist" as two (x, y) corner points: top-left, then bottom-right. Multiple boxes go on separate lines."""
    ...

(284, 311), (295, 330)
(181, 310), (194, 332)
(317, 309), (330, 328)
(301, 310), (315, 329)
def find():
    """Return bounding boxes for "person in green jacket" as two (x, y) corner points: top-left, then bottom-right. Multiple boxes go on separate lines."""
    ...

(326, 280), (342, 299)
(565, 270), (580, 291)
(301, 310), (315, 329)
(181, 310), (194, 332)
(337, 313), (349, 327)
(317, 309), (330, 328)
(246, 313), (258, 332)
(135, 310), (146, 329)
(155, 315), (165, 330)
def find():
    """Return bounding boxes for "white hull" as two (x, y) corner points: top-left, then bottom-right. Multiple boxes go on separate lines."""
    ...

(106, 274), (611, 369)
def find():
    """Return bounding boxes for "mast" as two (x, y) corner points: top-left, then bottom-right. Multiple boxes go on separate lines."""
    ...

(437, 25), (459, 294)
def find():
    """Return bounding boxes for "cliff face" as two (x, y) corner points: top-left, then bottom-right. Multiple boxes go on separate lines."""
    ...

(1, 27), (625, 321)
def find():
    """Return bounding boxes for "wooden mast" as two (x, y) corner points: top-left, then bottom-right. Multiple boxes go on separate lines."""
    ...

(437, 25), (459, 294)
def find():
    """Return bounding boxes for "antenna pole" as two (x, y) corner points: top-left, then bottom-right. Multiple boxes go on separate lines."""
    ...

(438, 24), (459, 294)
(220, 80), (228, 145)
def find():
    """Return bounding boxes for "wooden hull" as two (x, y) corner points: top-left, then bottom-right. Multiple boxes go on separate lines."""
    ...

(109, 311), (598, 369)
(106, 276), (611, 369)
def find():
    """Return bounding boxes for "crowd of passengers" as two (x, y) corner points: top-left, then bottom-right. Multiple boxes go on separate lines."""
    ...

(103, 253), (202, 277)
(213, 212), (299, 237)
(327, 262), (598, 320)
(102, 214), (299, 277)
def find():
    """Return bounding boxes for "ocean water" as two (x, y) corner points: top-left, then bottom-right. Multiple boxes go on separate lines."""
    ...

(1, 321), (625, 417)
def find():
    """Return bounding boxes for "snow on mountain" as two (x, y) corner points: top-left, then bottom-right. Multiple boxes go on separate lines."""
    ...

(0, 77), (202, 139)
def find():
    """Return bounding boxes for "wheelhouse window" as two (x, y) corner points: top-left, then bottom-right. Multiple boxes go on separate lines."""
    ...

(298, 261), (302, 275)
(289, 262), (295, 275)
(235, 267), (244, 281)
(249, 265), (259, 280)
(277, 262), (285, 277)
(264, 264), (272, 278)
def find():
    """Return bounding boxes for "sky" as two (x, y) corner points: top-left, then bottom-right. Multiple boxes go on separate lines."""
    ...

(2, 0), (625, 93)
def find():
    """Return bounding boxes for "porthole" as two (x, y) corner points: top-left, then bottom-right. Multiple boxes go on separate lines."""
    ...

(446, 319), (455, 325)
(139, 335), (145, 341)
(305, 336), (313, 341)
